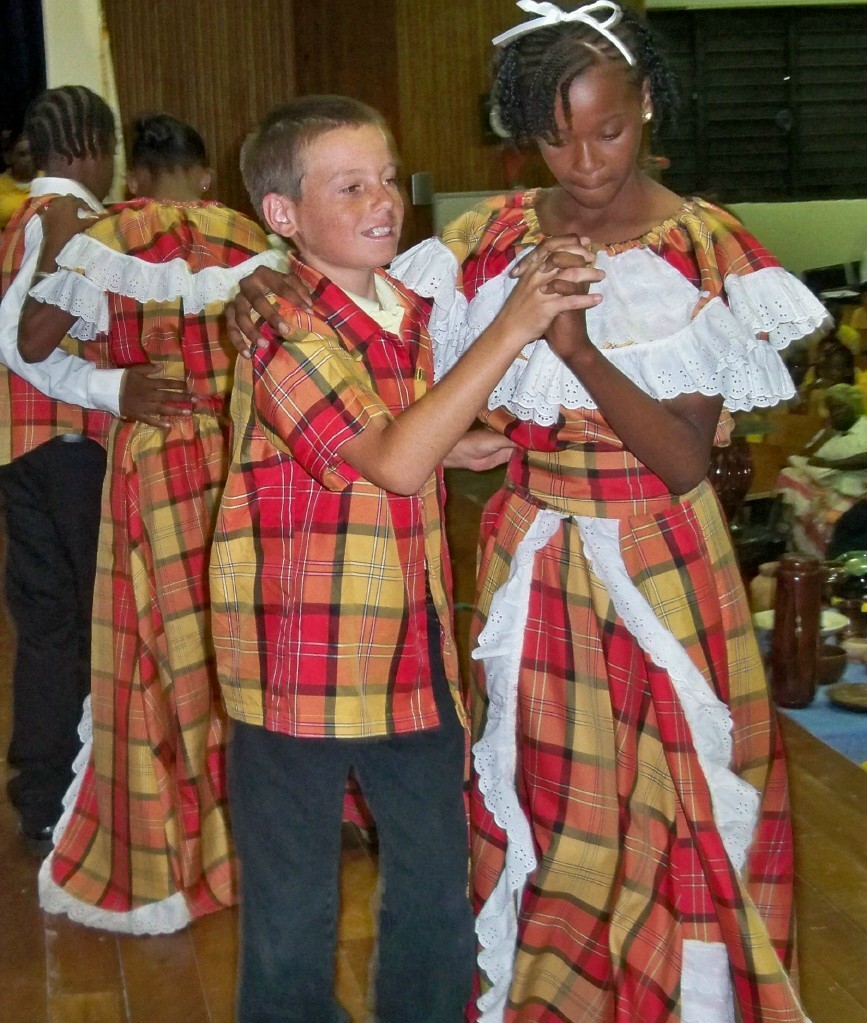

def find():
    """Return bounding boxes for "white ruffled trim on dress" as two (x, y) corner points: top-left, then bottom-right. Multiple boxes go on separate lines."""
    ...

(471, 510), (762, 1023)
(390, 238), (829, 423)
(681, 941), (736, 1023)
(471, 510), (565, 1022)
(38, 695), (193, 935)
(29, 237), (287, 340)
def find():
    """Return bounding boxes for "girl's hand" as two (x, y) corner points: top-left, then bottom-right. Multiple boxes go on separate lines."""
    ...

(227, 267), (313, 357)
(36, 197), (104, 273)
(443, 428), (517, 471)
(545, 307), (594, 365)
(119, 364), (192, 428)
(495, 237), (604, 349)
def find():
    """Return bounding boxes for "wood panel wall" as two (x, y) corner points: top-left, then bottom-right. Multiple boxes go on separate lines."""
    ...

(103, 0), (296, 216)
(104, 0), (644, 231)
(395, 0), (645, 211)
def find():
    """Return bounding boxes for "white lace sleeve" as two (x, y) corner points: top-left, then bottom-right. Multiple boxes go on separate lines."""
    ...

(724, 265), (829, 349)
(29, 234), (288, 340)
(390, 237), (468, 383)
(438, 246), (825, 424)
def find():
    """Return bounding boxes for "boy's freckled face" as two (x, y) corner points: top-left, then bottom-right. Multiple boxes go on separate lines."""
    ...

(280, 123), (404, 297)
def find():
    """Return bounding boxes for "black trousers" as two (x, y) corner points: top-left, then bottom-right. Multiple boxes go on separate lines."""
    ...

(228, 606), (475, 1023)
(0, 435), (106, 832)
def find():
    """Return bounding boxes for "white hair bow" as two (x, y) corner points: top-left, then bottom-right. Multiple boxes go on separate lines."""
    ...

(492, 0), (636, 67)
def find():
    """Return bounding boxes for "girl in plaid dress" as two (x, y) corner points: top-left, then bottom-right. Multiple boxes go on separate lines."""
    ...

(23, 115), (282, 932)
(390, 4), (828, 1021)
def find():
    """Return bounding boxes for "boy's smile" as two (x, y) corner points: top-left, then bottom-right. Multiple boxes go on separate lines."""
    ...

(264, 123), (403, 300)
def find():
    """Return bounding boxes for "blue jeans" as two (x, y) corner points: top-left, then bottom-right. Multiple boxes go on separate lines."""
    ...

(228, 614), (474, 1023)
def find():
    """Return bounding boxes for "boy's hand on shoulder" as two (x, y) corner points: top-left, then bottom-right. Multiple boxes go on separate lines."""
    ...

(228, 266), (314, 358)
(119, 364), (193, 428)
(443, 429), (517, 471)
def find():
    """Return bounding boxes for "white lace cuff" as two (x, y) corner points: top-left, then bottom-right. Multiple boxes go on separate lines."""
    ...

(725, 265), (830, 349)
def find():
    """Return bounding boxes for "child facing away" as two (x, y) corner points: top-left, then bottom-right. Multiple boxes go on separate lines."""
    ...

(18, 113), (282, 932)
(0, 86), (188, 858)
(208, 95), (602, 1023)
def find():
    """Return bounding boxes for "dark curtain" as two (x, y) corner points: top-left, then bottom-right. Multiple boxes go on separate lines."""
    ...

(0, 0), (46, 158)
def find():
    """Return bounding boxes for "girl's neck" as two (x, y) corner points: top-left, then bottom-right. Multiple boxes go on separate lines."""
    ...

(144, 170), (206, 203)
(538, 173), (682, 245)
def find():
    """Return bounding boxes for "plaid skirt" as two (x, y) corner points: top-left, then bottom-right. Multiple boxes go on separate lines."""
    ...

(467, 452), (805, 1023)
(40, 412), (234, 932)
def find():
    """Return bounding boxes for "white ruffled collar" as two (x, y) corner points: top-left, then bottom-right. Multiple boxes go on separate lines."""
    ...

(391, 236), (828, 423)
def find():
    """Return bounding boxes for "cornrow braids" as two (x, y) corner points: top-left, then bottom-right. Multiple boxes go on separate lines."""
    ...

(491, 5), (680, 148)
(24, 86), (116, 169)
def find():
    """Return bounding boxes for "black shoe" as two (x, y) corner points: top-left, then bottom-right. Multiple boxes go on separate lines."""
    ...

(17, 821), (54, 860)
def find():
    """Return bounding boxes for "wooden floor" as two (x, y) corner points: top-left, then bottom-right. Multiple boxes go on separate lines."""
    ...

(1, 468), (866, 1023)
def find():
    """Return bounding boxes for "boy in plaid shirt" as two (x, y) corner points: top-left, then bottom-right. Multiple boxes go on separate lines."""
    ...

(210, 95), (600, 1023)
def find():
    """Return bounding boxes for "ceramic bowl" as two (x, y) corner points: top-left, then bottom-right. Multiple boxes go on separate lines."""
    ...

(751, 608), (849, 636)
(841, 637), (867, 663)
(816, 644), (848, 686)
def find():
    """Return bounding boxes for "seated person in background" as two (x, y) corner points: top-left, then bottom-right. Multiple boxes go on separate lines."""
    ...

(778, 383), (867, 558)
(850, 282), (867, 356)
(802, 336), (855, 417)
(0, 131), (37, 230)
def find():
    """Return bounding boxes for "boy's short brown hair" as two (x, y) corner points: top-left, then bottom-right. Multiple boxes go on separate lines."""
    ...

(241, 95), (392, 219)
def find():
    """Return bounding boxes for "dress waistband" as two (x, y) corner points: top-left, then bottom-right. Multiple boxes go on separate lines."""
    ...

(507, 448), (688, 518)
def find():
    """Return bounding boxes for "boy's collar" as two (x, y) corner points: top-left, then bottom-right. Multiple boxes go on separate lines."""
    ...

(288, 256), (409, 356)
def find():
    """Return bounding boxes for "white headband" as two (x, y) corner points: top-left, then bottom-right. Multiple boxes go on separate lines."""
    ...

(492, 0), (637, 67)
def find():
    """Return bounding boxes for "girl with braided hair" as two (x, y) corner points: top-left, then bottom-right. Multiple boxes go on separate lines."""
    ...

(19, 113), (282, 932)
(230, 4), (827, 1019)
(0, 86), (187, 858)
(396, 4), (825, 1020)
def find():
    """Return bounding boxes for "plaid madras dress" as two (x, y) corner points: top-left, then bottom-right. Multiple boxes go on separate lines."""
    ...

(392, 192), (828, 1023)
(36, 199), (274, 932)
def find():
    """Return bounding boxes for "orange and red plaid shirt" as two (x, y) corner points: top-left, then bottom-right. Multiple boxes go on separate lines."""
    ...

(210, 259), (463, 739)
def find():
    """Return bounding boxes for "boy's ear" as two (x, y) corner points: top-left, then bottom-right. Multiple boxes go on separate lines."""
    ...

(261, 192), (299, 240)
